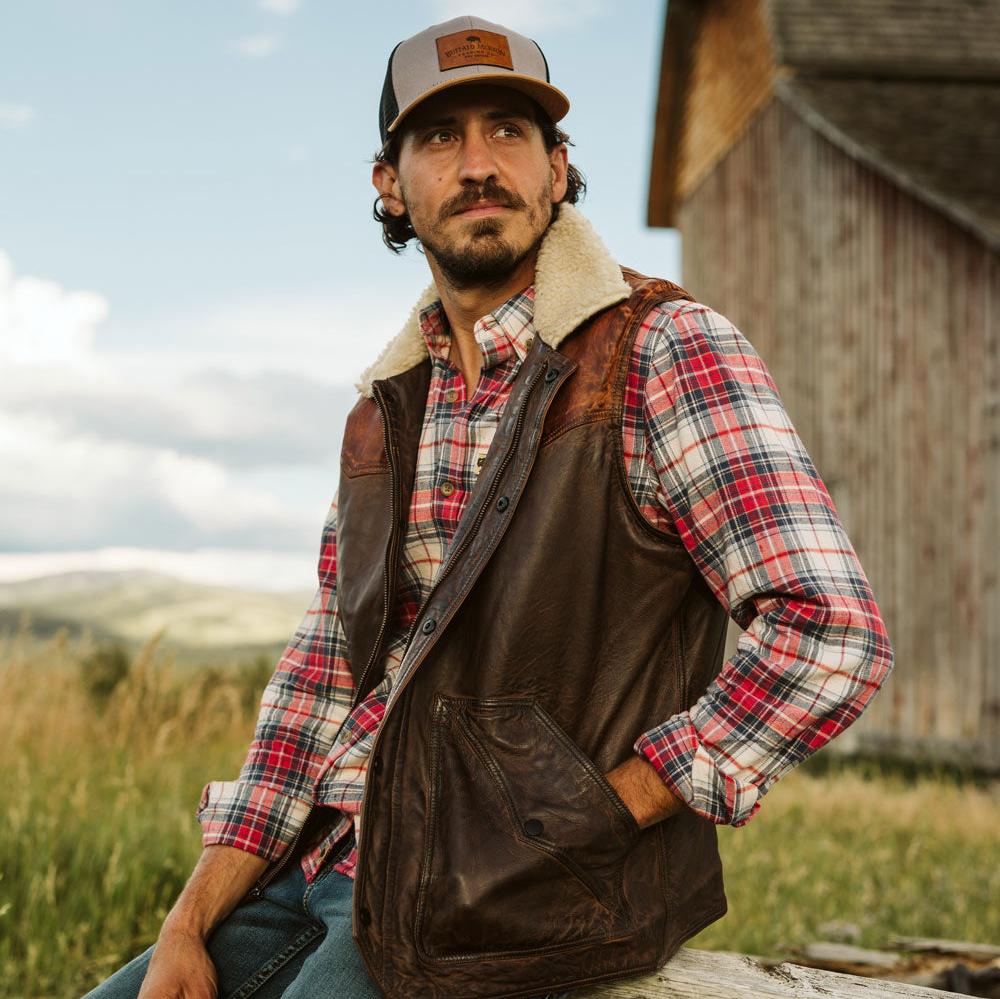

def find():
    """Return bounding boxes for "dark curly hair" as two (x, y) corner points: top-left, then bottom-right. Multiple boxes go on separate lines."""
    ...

(372, 100), (586, 254)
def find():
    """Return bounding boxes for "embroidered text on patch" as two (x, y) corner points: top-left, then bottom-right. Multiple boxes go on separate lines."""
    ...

(435, 30), (514, 71)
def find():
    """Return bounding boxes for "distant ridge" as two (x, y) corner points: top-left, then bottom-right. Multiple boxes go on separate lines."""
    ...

(0, 570), (313, 649)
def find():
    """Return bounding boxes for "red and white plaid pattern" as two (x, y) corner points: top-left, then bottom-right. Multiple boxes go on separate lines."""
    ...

(198, 286), (894, 881)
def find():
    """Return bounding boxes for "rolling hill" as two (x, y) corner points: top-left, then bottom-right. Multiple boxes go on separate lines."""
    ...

(0, 569), (313, 651)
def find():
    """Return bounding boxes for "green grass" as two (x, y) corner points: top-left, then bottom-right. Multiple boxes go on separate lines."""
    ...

(689, 754), (1000, 958)
(0, 629), (260, 998)
(2, 628), (998, 997)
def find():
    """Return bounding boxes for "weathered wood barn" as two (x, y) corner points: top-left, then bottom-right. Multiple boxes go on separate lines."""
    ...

(647, 0), (999, 770)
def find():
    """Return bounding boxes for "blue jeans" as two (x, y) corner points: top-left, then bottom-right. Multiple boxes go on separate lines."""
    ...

(84, 857), (574, 999)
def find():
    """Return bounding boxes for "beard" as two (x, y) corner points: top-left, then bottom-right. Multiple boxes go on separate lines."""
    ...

(421, 217), (543, 290)
(406, 178), (555, 291)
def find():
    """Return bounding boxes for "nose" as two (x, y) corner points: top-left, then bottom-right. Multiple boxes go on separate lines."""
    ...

(457, 128), (499, 185)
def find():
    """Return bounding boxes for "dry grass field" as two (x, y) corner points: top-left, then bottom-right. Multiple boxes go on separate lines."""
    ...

(2, 627), (998, 998)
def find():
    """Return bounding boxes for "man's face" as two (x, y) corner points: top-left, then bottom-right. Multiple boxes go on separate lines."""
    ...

(373, 84), (569, 289)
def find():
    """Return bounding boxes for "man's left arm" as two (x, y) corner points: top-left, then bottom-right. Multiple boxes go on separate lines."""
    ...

(606, 301), (895, 829)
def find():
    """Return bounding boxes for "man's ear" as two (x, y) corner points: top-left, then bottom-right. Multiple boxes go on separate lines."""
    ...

(548, 142), (569, 205)
(373, 160), (406, 218)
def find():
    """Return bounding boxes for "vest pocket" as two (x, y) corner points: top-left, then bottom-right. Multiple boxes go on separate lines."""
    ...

(414, 693), (641, 962)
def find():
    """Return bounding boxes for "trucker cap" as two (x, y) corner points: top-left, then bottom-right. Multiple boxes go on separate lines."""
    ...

(378, 15), (570, 145)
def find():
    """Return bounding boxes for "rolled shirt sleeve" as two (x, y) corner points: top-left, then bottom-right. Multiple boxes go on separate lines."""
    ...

(197, 492), (356, 859)
(630, 302), (895, 826)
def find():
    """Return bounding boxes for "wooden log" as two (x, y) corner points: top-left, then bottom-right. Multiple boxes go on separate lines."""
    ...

(797, 941), (903, 969)
(887, 935), (1000, 960)
(573, 947), (970, 998)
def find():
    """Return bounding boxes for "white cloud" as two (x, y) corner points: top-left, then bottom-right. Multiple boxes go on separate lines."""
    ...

(0, 410), (312, 550)
(0, 251), (108, 368)
(3, 365), (357, 467)
(0, 103), (35, 128)
(258, 0), (301, 14)
(430, 0), (609, 31)
(0, 252), (429, 563)
(114, 291), (416, 386)
(231, 33), (280, 58)
(0, 252), (351, 557)
(153, 449), (289, 532)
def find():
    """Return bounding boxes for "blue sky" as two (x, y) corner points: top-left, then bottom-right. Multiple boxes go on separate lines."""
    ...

(0, 0), (681, 591)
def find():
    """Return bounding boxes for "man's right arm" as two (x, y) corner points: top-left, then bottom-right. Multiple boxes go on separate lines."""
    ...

(137, 846), (268, 998)
(196, 491), (355, 859)
(137, 493), (355, 995)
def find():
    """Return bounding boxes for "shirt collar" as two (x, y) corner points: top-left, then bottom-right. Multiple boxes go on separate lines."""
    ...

(418, 285), (536, 372)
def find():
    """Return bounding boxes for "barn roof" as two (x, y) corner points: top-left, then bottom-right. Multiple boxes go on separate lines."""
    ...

(648, 0), (1000, 249)
(768, 0), (1000, 80)
(777, 77), (1000, 249)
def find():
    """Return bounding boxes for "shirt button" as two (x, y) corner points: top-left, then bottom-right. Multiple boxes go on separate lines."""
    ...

(439, 480), (455, 496)
(525, 335), (534, 348)
(444, 388), (459, 403)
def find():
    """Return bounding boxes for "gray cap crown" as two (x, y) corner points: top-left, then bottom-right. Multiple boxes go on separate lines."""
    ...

(378, 15), (570, 144)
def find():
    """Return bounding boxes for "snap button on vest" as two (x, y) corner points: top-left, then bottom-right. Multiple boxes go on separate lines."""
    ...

(496, 495), (509, 512)
(373, 754), (383, 774)
(544, 367), (558, 383)
(421, 618), (437, 634)
(359, 906), (371, 926)
(523, 818), (543, 837)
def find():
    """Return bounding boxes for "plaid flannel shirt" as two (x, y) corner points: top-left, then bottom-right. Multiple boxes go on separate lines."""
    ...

(198, 285), (894, 882)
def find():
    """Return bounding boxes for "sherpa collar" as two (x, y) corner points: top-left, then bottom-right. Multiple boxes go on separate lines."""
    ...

(353, 203), (631, 398)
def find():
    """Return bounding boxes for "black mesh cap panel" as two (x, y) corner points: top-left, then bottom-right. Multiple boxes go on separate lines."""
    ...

(378, 43), (402, 145)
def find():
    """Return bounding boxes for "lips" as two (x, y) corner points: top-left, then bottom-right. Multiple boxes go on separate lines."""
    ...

(454, 201), (510, 217)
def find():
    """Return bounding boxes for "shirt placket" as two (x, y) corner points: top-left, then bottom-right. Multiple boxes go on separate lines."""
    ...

(433, 362), (473, 539)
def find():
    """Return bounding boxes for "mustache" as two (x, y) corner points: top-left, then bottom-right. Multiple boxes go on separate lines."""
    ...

(441, 182), (527, 220)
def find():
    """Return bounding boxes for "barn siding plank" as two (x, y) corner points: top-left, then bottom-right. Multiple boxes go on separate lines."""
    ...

(676, 98), (998, 767)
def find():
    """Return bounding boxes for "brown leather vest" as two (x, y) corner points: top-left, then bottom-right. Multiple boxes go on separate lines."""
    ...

(336, 270), (730, 998)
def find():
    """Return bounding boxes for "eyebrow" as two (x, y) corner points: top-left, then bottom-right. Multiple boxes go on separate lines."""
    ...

(417, 108), (534, 129)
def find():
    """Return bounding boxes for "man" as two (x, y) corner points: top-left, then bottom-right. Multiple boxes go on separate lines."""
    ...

(88, 14), (894, 999)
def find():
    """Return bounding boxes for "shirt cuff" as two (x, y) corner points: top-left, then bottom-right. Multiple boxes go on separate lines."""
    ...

(632, 712), (765, 827)
(197, 779), (313, 860)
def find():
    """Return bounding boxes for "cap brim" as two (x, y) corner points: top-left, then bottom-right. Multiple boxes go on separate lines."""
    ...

(387, 74), (571, 137)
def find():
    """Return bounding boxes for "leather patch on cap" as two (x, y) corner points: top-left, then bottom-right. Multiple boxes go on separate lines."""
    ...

(436, 29), (514, 71)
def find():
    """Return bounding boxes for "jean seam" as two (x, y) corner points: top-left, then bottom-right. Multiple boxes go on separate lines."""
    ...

(230, 923), (324, 999)
(302, 866), (337, 919)
(301, 837), (353, 918)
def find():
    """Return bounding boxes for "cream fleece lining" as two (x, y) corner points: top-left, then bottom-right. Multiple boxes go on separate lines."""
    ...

(354, 203), (631, 398)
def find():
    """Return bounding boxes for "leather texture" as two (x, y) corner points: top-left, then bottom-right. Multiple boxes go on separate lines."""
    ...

(336, 270), (730, 998)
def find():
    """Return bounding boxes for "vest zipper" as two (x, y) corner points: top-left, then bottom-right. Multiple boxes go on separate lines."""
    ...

(397, 359), (549, 658)
(247, 803), (315, 899)
(436, 358), (547, 577)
